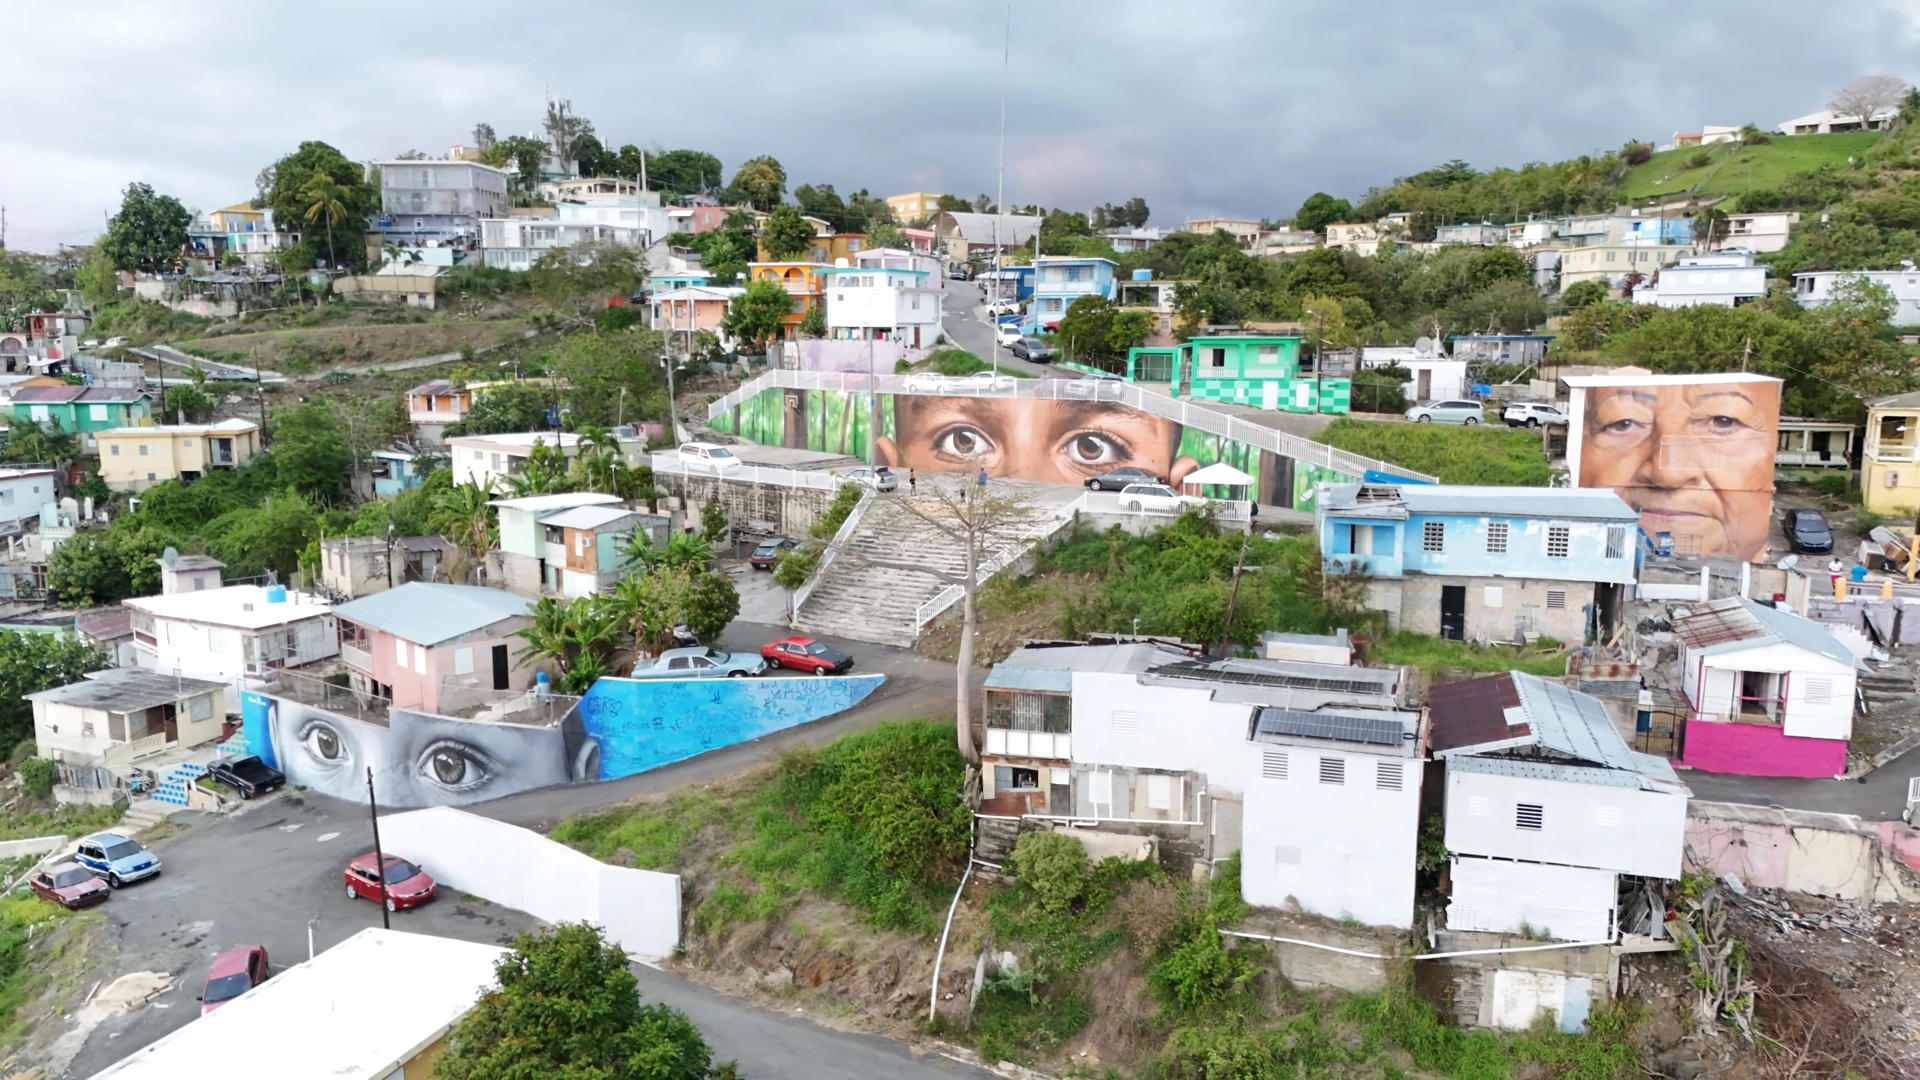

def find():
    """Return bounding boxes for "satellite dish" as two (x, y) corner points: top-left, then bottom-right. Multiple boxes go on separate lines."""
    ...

(161, 546), (179, 569)
(1413, 336), (1435, 355)
(1777, 554), (1800, 572)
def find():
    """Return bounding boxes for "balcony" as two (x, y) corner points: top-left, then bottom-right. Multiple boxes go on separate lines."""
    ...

(1036, 277), (1106, 297)
(339, 642), (372, 672)
(984, 728), (1071, 759)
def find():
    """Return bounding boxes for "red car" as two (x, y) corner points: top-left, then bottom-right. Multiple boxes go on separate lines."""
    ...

(760, 635), (854, 675)
(343, 852), (437, 912)
(28, 863), (108, 910)
(200, 945), (270, 1015)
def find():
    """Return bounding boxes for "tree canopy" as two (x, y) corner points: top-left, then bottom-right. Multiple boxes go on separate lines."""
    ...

(100, 183), (192, 272)
(758, 205), (815, 260)
(262, 141), (378, 271)
(722, 279), (792, 353)
(729, 156), (786, 211)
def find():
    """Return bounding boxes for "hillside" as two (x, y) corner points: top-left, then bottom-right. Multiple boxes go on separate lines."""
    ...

(1612, 130), (1883, 203)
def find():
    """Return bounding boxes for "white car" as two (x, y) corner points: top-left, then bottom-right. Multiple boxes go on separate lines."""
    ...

(903, 371), (949, 393)
(956, 371), (1015, 393)
(104, 336), (130, 347)
(986, 299), (1022, 317)
(1117, 483), (1206, 513)
(1502, 402), (1569, 428)
(994, 323), (1022, 347)
(677, 441), (741, 471)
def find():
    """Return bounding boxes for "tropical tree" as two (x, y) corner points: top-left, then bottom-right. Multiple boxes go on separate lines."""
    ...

(863, 222), (911, 251)
(0, 631), (110, 750)
(433, 481), (497, 569)
(513, 596), (622, 694)
(729, 155), (787, 210)
(262, 140), (378, 272)
(759, 205), (815, 260)
(100, 182), (193, 272)
(797, 302), (827, 338)
(721, 279), (792, 355)
(500, 438), (573, 497)
(298, 173), (350, 269)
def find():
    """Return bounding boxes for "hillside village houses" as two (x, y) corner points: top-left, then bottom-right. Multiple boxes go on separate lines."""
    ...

(446, 430), (647, 491)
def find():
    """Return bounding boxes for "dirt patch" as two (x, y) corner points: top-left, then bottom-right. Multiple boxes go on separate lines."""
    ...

(0, 914), (114, 1076)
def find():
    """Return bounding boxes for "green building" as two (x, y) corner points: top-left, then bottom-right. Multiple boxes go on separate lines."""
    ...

(1121, 334), (1350, 414)
(9, 385), (153, 448)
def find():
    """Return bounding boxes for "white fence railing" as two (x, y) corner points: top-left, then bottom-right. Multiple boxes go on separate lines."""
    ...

(791, 486), (871, 617)
(705, 369), (1432, 482)
(984, 729), (1071, 759)
(647, 453), (844, 493)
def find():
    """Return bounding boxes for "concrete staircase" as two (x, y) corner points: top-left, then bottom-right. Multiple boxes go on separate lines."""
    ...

(792, 490), (1068, 646)
(149, 761), (208, 808)
(120, 798), (177, 832)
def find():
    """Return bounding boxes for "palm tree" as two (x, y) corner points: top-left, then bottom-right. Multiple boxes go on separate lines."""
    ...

(432, 481), (496, 570)
(299, 174), (350, 269)
(380, 241), (421, 269)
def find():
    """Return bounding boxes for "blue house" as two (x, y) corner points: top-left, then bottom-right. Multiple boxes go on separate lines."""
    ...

(650, 271), (710, 295)
(1032, 256), (1116, 329)
(977, 265), (1034, 302)
(371, 448), (438, 497)
(1316, 482), (1638, 644)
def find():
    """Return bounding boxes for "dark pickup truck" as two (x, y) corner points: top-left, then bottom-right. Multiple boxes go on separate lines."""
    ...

(206, 755), (286, 799)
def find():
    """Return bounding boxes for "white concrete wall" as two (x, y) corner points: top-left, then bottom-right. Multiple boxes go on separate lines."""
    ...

(0, 834), (71, 859)
(140, 618), (248, 684)
(1069, 673), (1251, 792)
(34, 701), (112, 761)
(1242, 742), (1422, 928)
(1444, 767), (1686, 880)
(1446, 857), (1615, 941)
(379, 806), (681, 961)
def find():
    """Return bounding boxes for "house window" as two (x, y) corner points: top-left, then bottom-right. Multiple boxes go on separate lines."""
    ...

(1803, 676), (1833, 705)
(1261, 749), (1288, 780)
(1145, 774), (1172, 810)
(82, 720), (94, 738)
(138, 444), (149, 456)
(1605, 525), (1626, 559)
(1595, 805), (1620, 827)
(1208, 347), (1227, 368)
(1485, 521), (1508, 554)
(1483, 585), (1504, 608)
(1421, 521), (1445, 552)
(1375, 760), (1404, 791)
(413, 645), (427, 674)
(1515, 803), (1545, 831)
(1110, 710), (1141, 736)
(1546, 588), (1567, 610)
(1317, 756), (1345, 785)
(994, 765), (1040, 791)
(190, 695), (213, 720)
(1545, 524), (1570, 558)
(109, 444), (119, 456)
(395, 639), (409, 665)
(1256, 345), (1278, 364)
(89, 404), (107, 420)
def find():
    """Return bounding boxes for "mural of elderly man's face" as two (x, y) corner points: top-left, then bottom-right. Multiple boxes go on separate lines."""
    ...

(268, 700), (596, 807)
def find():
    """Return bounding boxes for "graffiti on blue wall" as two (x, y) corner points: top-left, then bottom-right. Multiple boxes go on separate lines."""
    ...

(578, 674), (885, 780)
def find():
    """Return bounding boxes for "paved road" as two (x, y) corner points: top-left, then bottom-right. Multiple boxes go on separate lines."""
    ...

(130, 344), (285, 384)
(59, 793), (991, 1080)
(939, 281), (1055, 378)
(1680, 742), (1920, 819)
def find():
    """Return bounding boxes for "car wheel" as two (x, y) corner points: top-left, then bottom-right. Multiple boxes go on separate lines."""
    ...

(767, 657), (781, 669)
(1526, 418), (1540, 429)
(241, 787), (253, 799)
(814, 668), (828, 677)
(728, 671), (747, 678)
(1090, 480), (1104, 491)
(107, 874), (121, 889)
(346, 882), (358, 900)
(385, 897), (398, 914)
(1463, 417), (1479, 426)
(1416, 415), (1432, 423)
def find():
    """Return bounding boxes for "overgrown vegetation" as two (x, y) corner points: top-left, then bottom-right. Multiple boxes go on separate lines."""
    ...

(1315, 417), (1551, 486)
(0, 889), (99, 1053)
(1369, 631), (1569, 677)
(553, 720), (970, 937)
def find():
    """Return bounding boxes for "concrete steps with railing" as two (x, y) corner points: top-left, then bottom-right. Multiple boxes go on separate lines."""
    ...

(792, 491), (1065, 646)
(149, 762), (208, 807)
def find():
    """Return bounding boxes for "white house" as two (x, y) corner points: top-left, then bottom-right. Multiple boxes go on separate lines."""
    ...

(1431, 671), (1691, 942)
(1718, 211), (1800, 254)
(980, 640), (1425, 928)
(1793, 265), (1920, 325)
(374, 159), (510, 220)
(1777, 107), (1897, 135)
(446, 431), (646, 491)
(1671, 596), (1863, 778)
(0, 467), (57, 531)
(124, 584), (338, 693)
(1434, 223), (1503, 246)
(479, 199), (674, 272)
(1361, 347), (1466, 404)
(1631, 251), (1767, 308)
(820, 262), (941, 347)
(28, 666), (229, 768)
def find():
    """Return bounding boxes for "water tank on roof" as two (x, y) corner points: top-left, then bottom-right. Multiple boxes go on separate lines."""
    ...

(1132, 268), (1152, 281)
(265, 585), (287, 604)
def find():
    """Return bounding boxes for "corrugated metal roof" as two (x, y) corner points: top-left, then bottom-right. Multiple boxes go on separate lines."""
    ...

(536, 505), (642, 531)
(1674, 596), (1862, 669)
(1321, 482), (1637, 521)
(332, 582), (531, 646)
(985, 640), (1194, 693)
(1506, 671), (1640, 770)
(983, 667), (1073, 693)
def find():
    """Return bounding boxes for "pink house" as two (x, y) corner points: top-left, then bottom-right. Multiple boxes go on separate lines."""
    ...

(331, 582), (535, 715)
(652, 286), (745, 355)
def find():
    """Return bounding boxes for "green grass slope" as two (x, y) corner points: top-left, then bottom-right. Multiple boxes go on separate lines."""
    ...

(1613, 131), (1882, 203)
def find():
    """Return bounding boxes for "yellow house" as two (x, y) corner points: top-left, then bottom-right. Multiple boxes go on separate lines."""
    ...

(96, 418), (260, 493)
(82, 928), (507, 1080)
(207, 201), (266, 232)
(1865, 392), (1920, 513)
(886, 191), (947, 224)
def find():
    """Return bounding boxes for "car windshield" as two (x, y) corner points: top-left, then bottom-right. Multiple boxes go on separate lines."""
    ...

(203, 973), (252, 1003)
(51, 868), (94, 888)
(706, 649), (728, 662)
(805, 642), (832, 655)
(754, 542), (779, 554)
(708, 448), (736, 460)
(101, 841), (142, 861)
(381, 860), (421, 883)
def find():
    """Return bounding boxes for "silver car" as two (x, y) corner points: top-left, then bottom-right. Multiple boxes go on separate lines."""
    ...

(629, 647), (765, 679)
(846, 467), (897, 492)
(1405, 399), (1485, 425)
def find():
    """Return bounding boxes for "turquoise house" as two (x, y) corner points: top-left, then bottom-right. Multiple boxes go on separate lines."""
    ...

(10, 385), (152, 446)
(1119, 334), (1350, 414)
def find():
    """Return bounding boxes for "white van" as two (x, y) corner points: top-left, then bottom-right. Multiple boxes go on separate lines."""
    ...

(678, 442), (741, 471)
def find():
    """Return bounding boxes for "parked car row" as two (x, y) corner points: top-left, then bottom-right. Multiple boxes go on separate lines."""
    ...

(1400, 399), (1572, 428)
(628, 636), (858, 678)
(903, 370), (1017, 393)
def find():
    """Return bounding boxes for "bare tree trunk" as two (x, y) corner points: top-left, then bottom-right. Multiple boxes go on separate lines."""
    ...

(955, 497), (979, 763)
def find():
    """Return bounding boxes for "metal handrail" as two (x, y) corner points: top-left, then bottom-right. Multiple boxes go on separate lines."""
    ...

(705, 369), (1433, 482)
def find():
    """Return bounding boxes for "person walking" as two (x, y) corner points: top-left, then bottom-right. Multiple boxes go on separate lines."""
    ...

(908, 467), (917, 497)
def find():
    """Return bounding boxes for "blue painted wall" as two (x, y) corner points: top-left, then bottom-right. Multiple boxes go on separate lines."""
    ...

(240, 691), (279, 770)
(577, 674), (885, 779)
(1320, 513), (1637, 584)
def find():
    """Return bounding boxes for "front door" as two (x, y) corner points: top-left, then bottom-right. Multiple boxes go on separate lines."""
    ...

(1416, 370), (1431, 401)
(1261, 380), (1279, 411)
(491, 644), (510, 690)
(1440, 585), (1467, 641)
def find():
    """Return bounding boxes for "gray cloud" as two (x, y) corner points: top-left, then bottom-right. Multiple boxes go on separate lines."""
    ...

(3, 0), (1918, 251)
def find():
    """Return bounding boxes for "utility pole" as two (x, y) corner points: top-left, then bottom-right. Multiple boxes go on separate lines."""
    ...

(366, 767), (390, 930)
(1217, 528), (1254, 657)
(253, 349), (268, 444)
(991, 0), (1010, 379)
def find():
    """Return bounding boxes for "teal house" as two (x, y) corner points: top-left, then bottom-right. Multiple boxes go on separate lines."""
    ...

(1122, 334), (1350, 414)
(10, 385), (153, 447)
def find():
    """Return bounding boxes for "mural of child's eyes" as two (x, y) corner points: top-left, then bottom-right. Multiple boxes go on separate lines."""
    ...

(296, 717), (353, 773)
(413, 738), (499, 796)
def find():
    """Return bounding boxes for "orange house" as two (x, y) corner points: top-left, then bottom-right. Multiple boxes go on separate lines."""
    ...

(746, 262), (828, 339)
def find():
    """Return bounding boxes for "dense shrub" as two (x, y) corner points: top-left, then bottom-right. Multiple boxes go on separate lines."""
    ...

(16, 758), (55, 800)
(1314, 416), (1551, 486)
(1006, 832), (1090, 916)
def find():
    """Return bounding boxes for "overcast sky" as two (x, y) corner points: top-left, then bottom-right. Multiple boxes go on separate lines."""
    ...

(5, 0), (1920, 252)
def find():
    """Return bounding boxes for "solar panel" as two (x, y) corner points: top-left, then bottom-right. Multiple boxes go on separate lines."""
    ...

(1154, 660), (1387, 696)
(1255, 708), (1405, 747)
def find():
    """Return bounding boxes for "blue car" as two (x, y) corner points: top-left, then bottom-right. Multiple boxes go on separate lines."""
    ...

(73, 832), (162, 888)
